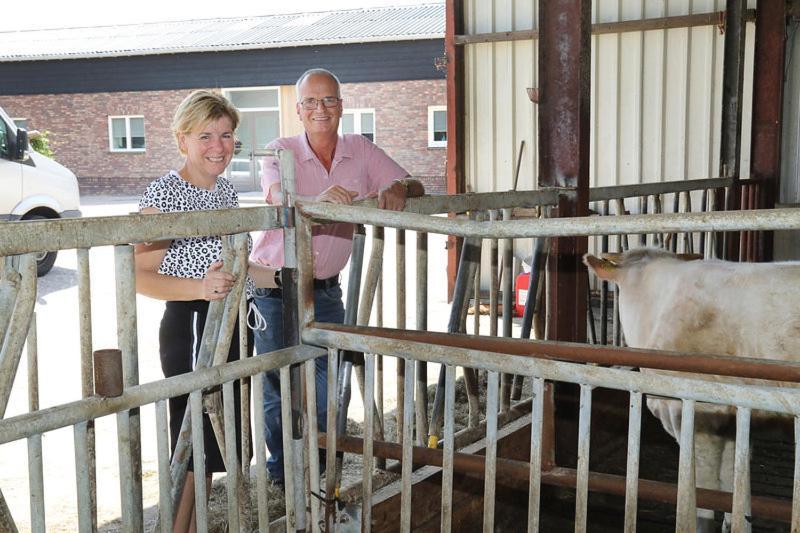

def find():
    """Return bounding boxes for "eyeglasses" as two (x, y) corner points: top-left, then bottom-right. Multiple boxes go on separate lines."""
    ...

(299, 97), (341, 110)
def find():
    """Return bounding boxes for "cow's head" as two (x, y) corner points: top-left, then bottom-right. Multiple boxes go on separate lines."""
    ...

(584, 249), (703, 281)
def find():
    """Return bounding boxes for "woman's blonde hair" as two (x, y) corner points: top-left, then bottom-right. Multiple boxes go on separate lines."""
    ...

(172, 90), (240, 154)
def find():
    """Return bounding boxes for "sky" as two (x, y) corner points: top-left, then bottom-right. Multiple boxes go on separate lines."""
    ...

(0, 0), (442, 32)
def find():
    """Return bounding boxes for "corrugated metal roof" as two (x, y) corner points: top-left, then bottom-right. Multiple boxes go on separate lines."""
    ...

(0, 3), (444, 62)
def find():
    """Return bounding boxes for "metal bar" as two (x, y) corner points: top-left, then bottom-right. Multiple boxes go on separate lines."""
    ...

(482, 371), (500, 533)
(114, 245), (143, 530)
(73, 421), (92, 533)
(324, 349), (339, 531)
(155, 399), (173, 533)
(415, 231), (429, 446)
(189, 390), (209, 532)
(279, 366), (297, 530)
(396, 229), (406, 442)
(0, 254), (36, 418)
(440, 364), (456, 533)
(26, 314), (45, 533)
(304, 358), (321, 533)
(732, 407), (752, 532)
(0, 346), (322, 445)
(116, 409), (136, 532)
(400, 357), (415, 532)
(298, 203), (800, 241)
(76, 248), (97, 530)
(0, 207), (282, 256)
(675, 399), (697, 531)
(527, 377), (545, 533)
(600, 202), (609, 345)
(362, 353), (375, 532)
(623, 392), (643, 533)
(251, 358), (270, 532)
(500, 209), (513, 412)
(792, 416), (800, 531)
(303, 326), (800, 416)
(489, 210), (499, 337)
(453, 11), (756, 45)
(719, 0), (748, 182)
(223, 381), (240, 532)
(305, 324), (800, 386)
(574, 385), (593, 533)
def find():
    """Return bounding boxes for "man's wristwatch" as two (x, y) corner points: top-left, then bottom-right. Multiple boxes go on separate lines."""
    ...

(273, 268), (282, 288)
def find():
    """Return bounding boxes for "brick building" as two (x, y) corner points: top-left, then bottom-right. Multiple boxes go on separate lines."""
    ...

(0, 4), (447, 195)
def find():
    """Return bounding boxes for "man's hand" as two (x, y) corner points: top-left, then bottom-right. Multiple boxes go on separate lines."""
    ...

(316, 185), (359, 204)
(378, 180), (407, 211)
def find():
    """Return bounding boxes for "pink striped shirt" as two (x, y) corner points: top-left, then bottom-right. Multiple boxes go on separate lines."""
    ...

(250, 133), (408, 279)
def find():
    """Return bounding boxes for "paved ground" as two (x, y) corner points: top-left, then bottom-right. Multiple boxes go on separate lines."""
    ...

(0, 194), (524, 531)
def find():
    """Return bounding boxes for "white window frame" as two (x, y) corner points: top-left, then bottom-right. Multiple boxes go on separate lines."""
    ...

(340, 108), (376, 142)
(108, 115), (145, 152)
(222, 86), (281, 113)
(428, 105), (447, 148)
(11, 118), (27, 130)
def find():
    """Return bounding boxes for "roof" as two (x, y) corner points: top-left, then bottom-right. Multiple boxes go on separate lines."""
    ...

(0, 3), (444, 62)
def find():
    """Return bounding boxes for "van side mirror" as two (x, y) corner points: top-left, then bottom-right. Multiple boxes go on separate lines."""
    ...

(12, 128), (28, 161)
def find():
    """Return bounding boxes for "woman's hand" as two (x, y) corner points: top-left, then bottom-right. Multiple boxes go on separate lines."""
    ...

(202, 261), (236, 300)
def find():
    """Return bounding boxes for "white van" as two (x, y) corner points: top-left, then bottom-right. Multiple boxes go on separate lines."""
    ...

(0, 106), (81, 276)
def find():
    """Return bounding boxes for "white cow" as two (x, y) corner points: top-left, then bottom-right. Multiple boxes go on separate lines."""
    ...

(584, 247), (800, 532)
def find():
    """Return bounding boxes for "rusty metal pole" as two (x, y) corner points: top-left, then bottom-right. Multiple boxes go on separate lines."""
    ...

(719, 0), (747, 261)
(538, 0), (591, 471)
(445, 0), (466, 301)
(749, 0), (786, 262)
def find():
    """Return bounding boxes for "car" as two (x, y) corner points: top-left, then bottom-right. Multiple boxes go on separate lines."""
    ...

(0, 105), (81, 276)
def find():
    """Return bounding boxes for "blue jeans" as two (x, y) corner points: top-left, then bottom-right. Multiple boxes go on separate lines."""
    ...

(253, 284), (345, 481)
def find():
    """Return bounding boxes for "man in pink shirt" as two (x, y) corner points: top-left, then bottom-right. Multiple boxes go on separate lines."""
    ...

(250, 68), (424, 483)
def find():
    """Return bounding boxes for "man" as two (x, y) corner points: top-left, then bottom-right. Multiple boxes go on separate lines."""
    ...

(250, 68), (424, 483)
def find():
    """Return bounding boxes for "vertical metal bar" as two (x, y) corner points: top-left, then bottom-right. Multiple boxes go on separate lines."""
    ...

(574, 384), (593, 533)
(792, 416), (800, 531)
(279, 366), (297, 530)
(639, 196), (648, 247)
(440, 364), (456, 533)
(26, 313), (45, 533)
(155, 399), (174, 533)
(116, 409), (135, 531)
(325, 348), (339, 531)
(415, 231), (429, 447)
(377, 273), (384, 431)
(483, 371), (500, 533)
(676, 399), (697, 531)
(699, 190), (708, 255)
(189, 390), (209, 532)
(489, 210), (499, 337)
(615, 199), (629, 251)
(623, 392), (643, 533)
(251, 360), (270, 531)
(600, 201), (609, 345)
(73, 422), (93, 533)
(396, 229), (406, 442)
(527, 377), (545, 533)
(305, 359), (321, 533)
(501, 209), (513, 339)
(362, 353), (376, 532)
(76, 248), (97, 530)
(114, 245), (142, 530)
(473, 247), (481, 336)
(732, 407), (752, 532)
(223, 381), (240, 532)
(400, 357), (415, 533)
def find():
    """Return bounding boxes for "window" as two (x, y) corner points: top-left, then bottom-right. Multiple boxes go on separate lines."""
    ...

(428, 106), (447, 148)
(108, 116), (145, 152)
(12, 118), (27, 131)
(222, 87), (281, 184)
(340, 108), (375, 142)
(0, 117), (7, 158)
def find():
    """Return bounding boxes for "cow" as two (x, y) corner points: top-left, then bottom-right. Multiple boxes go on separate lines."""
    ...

(583, 247), (800, 532)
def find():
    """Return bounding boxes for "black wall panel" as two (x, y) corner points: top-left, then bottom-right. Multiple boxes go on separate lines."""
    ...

(0, 40), (445, 95)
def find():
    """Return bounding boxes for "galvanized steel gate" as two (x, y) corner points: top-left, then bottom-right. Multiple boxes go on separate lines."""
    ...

(1, 162), (800, 531)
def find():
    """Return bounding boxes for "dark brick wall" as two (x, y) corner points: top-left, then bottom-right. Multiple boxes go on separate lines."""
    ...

(0, 78), (446, 196)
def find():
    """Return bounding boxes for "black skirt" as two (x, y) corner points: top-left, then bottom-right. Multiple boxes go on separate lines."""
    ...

(159, 299), (252, 473)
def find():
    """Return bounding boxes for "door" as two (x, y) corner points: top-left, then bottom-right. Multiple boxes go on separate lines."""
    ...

(228, 110), (280, 193)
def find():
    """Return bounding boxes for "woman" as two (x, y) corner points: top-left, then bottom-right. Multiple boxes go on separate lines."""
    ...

(134, 90), (276, 532)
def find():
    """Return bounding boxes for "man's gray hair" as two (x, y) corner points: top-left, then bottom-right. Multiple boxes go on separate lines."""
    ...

(295, 68), (342, 100)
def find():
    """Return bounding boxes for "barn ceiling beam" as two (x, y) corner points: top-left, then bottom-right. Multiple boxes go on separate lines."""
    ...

(454, 10), (756, 46)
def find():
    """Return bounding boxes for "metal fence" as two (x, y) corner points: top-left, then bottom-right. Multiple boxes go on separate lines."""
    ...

(1, 171), (799, 531)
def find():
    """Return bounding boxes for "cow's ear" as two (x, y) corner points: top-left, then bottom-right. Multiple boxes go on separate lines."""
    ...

(676, 253), (703, 261)
(583, 254), (619, 281)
